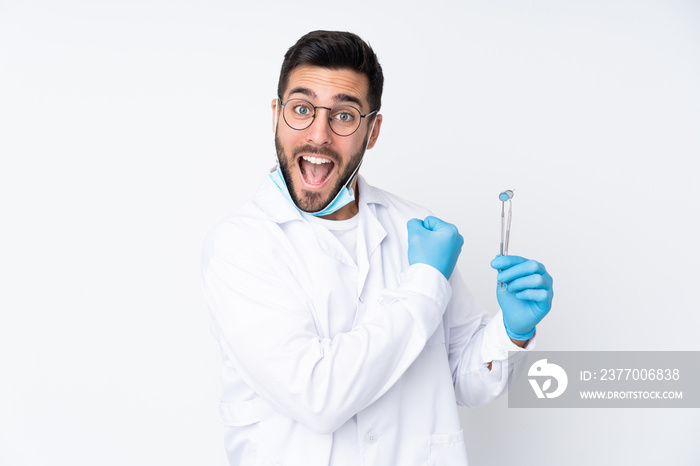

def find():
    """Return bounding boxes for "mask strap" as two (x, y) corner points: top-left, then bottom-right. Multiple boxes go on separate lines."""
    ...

(365, 115), (377, 151)
(273, 98), (281, 157)
(343, 114), (378, 190)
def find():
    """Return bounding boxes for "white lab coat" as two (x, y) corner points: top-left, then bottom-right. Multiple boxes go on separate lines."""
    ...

(201, 175), (532, 466)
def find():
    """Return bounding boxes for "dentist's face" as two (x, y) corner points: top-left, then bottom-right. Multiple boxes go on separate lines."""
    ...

(272, 66), (381, 221)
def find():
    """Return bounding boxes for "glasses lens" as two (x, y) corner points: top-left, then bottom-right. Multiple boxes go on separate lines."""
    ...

(283, 99), (315, 130)
(329, 105), (361, 136)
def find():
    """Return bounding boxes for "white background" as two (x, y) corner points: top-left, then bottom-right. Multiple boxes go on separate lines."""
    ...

(1, 0), (699, 464)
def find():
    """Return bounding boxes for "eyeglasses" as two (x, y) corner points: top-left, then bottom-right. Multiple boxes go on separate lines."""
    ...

(278, 97), (378, 137)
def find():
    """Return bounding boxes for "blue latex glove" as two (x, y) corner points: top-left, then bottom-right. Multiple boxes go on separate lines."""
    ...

(407, 216), (464, 280)
(490, 255), (554, 341)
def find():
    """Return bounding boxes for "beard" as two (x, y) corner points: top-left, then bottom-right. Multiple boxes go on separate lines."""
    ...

(274, 134), (367, 213)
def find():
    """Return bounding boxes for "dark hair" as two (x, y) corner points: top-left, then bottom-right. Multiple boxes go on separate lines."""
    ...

(277, 30), (384, 112)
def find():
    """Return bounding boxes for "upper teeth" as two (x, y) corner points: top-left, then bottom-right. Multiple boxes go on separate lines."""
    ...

(302, 156), (331, 165)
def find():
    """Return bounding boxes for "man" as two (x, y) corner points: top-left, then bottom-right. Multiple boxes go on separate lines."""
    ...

(201, 30), (553, 466)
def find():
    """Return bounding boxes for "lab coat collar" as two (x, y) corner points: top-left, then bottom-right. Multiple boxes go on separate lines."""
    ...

(356, 175), (391, 212)
(254, 169), (388, 302)
(252, 170), (305, 224)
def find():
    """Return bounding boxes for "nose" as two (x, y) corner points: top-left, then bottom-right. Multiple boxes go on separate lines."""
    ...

(305, 108), (333, 145)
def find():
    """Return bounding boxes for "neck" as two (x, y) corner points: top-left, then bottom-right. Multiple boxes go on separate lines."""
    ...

(318, 178), (360, 221)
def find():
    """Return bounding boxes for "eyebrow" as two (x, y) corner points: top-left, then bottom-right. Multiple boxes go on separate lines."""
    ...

(287, 87), (364, 109)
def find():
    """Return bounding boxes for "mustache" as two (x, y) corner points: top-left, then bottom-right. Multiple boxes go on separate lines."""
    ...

(293, 145), (340, 163)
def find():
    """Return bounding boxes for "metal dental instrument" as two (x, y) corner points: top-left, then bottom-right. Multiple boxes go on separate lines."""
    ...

(499, 189), (514, 288)
(499, 189), (514, 256)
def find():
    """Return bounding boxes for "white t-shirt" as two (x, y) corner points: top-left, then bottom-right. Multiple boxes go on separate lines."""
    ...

(303, 212), (360, 266)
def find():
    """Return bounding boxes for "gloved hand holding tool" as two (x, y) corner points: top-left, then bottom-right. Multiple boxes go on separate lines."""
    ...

(492, 189), (553, 341)
(491, 255), (553, 341)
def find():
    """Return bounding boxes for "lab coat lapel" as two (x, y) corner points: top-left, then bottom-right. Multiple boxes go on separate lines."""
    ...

(356, 178), (387, 297)
(309, 222), (357, 267)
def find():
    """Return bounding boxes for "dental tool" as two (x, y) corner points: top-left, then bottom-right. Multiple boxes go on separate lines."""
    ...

(499, 189), (514, 288)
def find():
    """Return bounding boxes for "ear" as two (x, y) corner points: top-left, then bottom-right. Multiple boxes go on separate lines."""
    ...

(271, 98), (280, 133)
(365, 114), (383, 150)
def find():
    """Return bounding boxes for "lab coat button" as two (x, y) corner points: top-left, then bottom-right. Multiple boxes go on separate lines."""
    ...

(364, 430), (378, 445)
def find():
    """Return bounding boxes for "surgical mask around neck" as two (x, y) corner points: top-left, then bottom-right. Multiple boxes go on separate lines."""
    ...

(269, 164), (357, 217)
(270, 113), (377, 217)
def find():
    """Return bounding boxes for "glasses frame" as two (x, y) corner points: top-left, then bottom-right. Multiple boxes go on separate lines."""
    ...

(278, 97), (378, 137)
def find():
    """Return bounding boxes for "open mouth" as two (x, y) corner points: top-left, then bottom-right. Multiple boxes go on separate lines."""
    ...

(298, 155), (335, 189)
